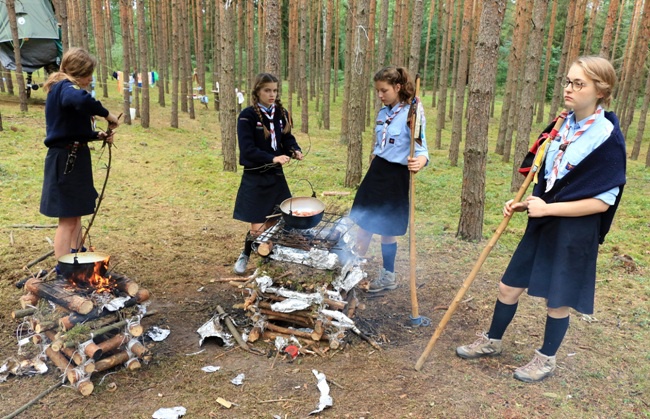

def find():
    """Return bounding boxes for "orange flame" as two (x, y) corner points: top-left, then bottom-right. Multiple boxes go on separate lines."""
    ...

(67, 257), (116, 294)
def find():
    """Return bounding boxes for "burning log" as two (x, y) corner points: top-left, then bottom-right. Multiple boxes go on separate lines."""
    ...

(45, 347), (94, 396)
(112, 273), (140, 296)
(19, 293), (40, 309)
(26, 278), (94, 315)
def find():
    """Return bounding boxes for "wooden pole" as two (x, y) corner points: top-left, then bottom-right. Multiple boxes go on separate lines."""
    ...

(408, 75), (422, 323)
(414, 112), (567, 371)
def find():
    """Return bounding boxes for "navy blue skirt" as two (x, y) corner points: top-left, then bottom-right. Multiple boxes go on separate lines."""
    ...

(501, 214), (601, 314)
(233, 167), (291, 223)
(349, 157), (410, 236)
(40, 145), (98, 218)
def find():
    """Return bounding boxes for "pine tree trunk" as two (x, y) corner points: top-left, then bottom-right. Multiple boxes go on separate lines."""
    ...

(496, 0), (529, 155)
(333, 0), (340, 102)
(536, 0), (558, 123)
(299, 0), (309, 133)
(6, 0), (28, 111)
(611, 0), (627, 63)
(457, 0), (506, 241)
(322, 0), (333, 130)
(264, 0), (281, 76)
(120, 0), (132, 125)
(449, 0), (474, 166)
(246, 0), (255, 92)
(170, 0), (180, 127)
(435, 0), (454, 148)
(421, 0), (436, 95)
(548, 0), (577, 121)
(137, 0), (150, 128)
(511, 0), (549, 192)
(219, 0), (237, 172)
(55, 0), (69, 51)
(408, 0), (424, 76)
(599, 0), (620, 59)
(344, 0), (369, 188)
(583, 0), (601, 55)
(631, 61), (650, 161)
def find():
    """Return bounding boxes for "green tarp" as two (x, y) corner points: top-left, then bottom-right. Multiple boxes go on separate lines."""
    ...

(0, 0), (60, 72)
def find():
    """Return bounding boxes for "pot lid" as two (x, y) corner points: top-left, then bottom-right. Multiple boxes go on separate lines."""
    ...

(58, 252), (110, 264)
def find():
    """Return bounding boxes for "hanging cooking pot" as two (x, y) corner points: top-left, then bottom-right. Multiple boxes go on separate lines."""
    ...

(57, 252), (110, 282)
(280, 196), (326, 229)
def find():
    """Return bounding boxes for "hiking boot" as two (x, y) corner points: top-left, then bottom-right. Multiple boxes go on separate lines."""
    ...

(456, 332), (503, 359)
(513, 350), (556, 383)
(367, 268), (397, 293)
(233, 252), (250, 275)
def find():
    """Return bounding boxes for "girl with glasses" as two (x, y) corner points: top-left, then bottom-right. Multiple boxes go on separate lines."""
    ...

(456, 56), (626, 382)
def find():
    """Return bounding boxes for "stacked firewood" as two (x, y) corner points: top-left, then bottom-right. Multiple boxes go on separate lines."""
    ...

(12, 272), (154, 396)
(231, 270), (380, 353)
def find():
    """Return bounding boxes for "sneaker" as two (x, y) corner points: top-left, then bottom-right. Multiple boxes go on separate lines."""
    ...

(513, 350), (556, 383)
(367, 268), (397, 293)
(456, 332), (503, 359)
(233, 252), (249, 275)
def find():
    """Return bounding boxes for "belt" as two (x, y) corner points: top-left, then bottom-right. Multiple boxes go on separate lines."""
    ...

(50, 142), (89, 150)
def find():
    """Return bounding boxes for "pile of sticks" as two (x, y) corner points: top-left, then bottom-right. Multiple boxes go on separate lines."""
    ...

(231, 274), (379, 352)
(13, 272), (154, 396)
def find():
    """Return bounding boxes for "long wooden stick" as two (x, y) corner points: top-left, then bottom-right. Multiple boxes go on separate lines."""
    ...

(414, 112), (567, 371)
(408, 75), (422, 321)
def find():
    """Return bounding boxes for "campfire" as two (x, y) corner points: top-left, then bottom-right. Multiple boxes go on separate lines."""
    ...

(11, 254), (154, 396)
(225, 208), (379, 353)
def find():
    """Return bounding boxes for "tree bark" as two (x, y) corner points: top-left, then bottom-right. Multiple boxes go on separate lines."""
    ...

(299, 0), (309, 133)
(449, 0), (474, 166)
(457, 0), (506, 241)
(137, 0), (150, 128)
(264, 0), (281, 76)
(548, 0), (576, 122)
(219, 0), (237, 172)
(599, 0), (620, 59)
(511, 0), (549, 192)
(5, 0), (28, 111)
(434, 0), (454, 148)
(171, 0), (180, 127)
(322, 0), (333, 129)
(344, 0), (369, 188)
(536, 0), (558, 123)
(408, 0), (424, 76)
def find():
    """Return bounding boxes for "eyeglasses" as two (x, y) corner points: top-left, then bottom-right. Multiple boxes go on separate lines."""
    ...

(562, 79), (588, 91)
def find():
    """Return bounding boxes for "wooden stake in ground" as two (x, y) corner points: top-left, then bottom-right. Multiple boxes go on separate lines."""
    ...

(407, 75), (426, 326)
(414, 112), (567, 371)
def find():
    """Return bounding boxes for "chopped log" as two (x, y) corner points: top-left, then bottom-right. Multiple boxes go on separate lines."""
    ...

(11, 308), (36, 319)
(94, 350), (140, 372)
(19, 293), (40, 309)
(265, 322), (316, 340)
(95, 333), (128, 353)
(112, 273), (140, 296)
(258, 301), (317, 319)
(244, 290), (258, 310)
(311, 320), (324, 341)
(34, 320), (57, 333)
(26, 278), (94, 315)
(248, 327), (262, 342)
(127, 339), (152, 362)
(45, 331), (83, 365)
(257, 241), (273, 256)
(259, 308), (314, 327)
(58, 289), (150, 330)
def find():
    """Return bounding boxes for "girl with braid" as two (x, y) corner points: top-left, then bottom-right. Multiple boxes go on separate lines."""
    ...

(349, 66), (429, 292)
(232, 73), (303, 275)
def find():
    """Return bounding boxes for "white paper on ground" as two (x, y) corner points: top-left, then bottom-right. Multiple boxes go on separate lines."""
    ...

(152, 406), (186, 419)
(309, 369), (333, 415)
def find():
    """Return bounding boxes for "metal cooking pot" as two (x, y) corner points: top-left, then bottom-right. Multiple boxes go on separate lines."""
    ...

(280, 197), (326, 229)
(57, 252), (110, 281)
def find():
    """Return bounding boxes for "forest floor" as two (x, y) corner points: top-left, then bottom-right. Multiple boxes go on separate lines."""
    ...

(1, 91), (649, 418)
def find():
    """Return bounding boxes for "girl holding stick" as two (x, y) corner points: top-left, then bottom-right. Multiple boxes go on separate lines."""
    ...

(349, 66), (429, 292)
(456, 56), (626, 382)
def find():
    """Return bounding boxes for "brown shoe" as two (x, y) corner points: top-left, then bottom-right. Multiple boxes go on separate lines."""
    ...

(513, 350), (556, 383)
(456, 332), (503, 359)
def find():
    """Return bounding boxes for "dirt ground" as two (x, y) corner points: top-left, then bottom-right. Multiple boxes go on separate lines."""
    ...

(1, 216), (648, 419)
(1, 96), (648, 418)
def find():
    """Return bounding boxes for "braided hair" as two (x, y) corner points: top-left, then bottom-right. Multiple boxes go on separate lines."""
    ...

(44, 47), (97, 93)
(373, 66), (415, 104)
(250, 73), (292, 139)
